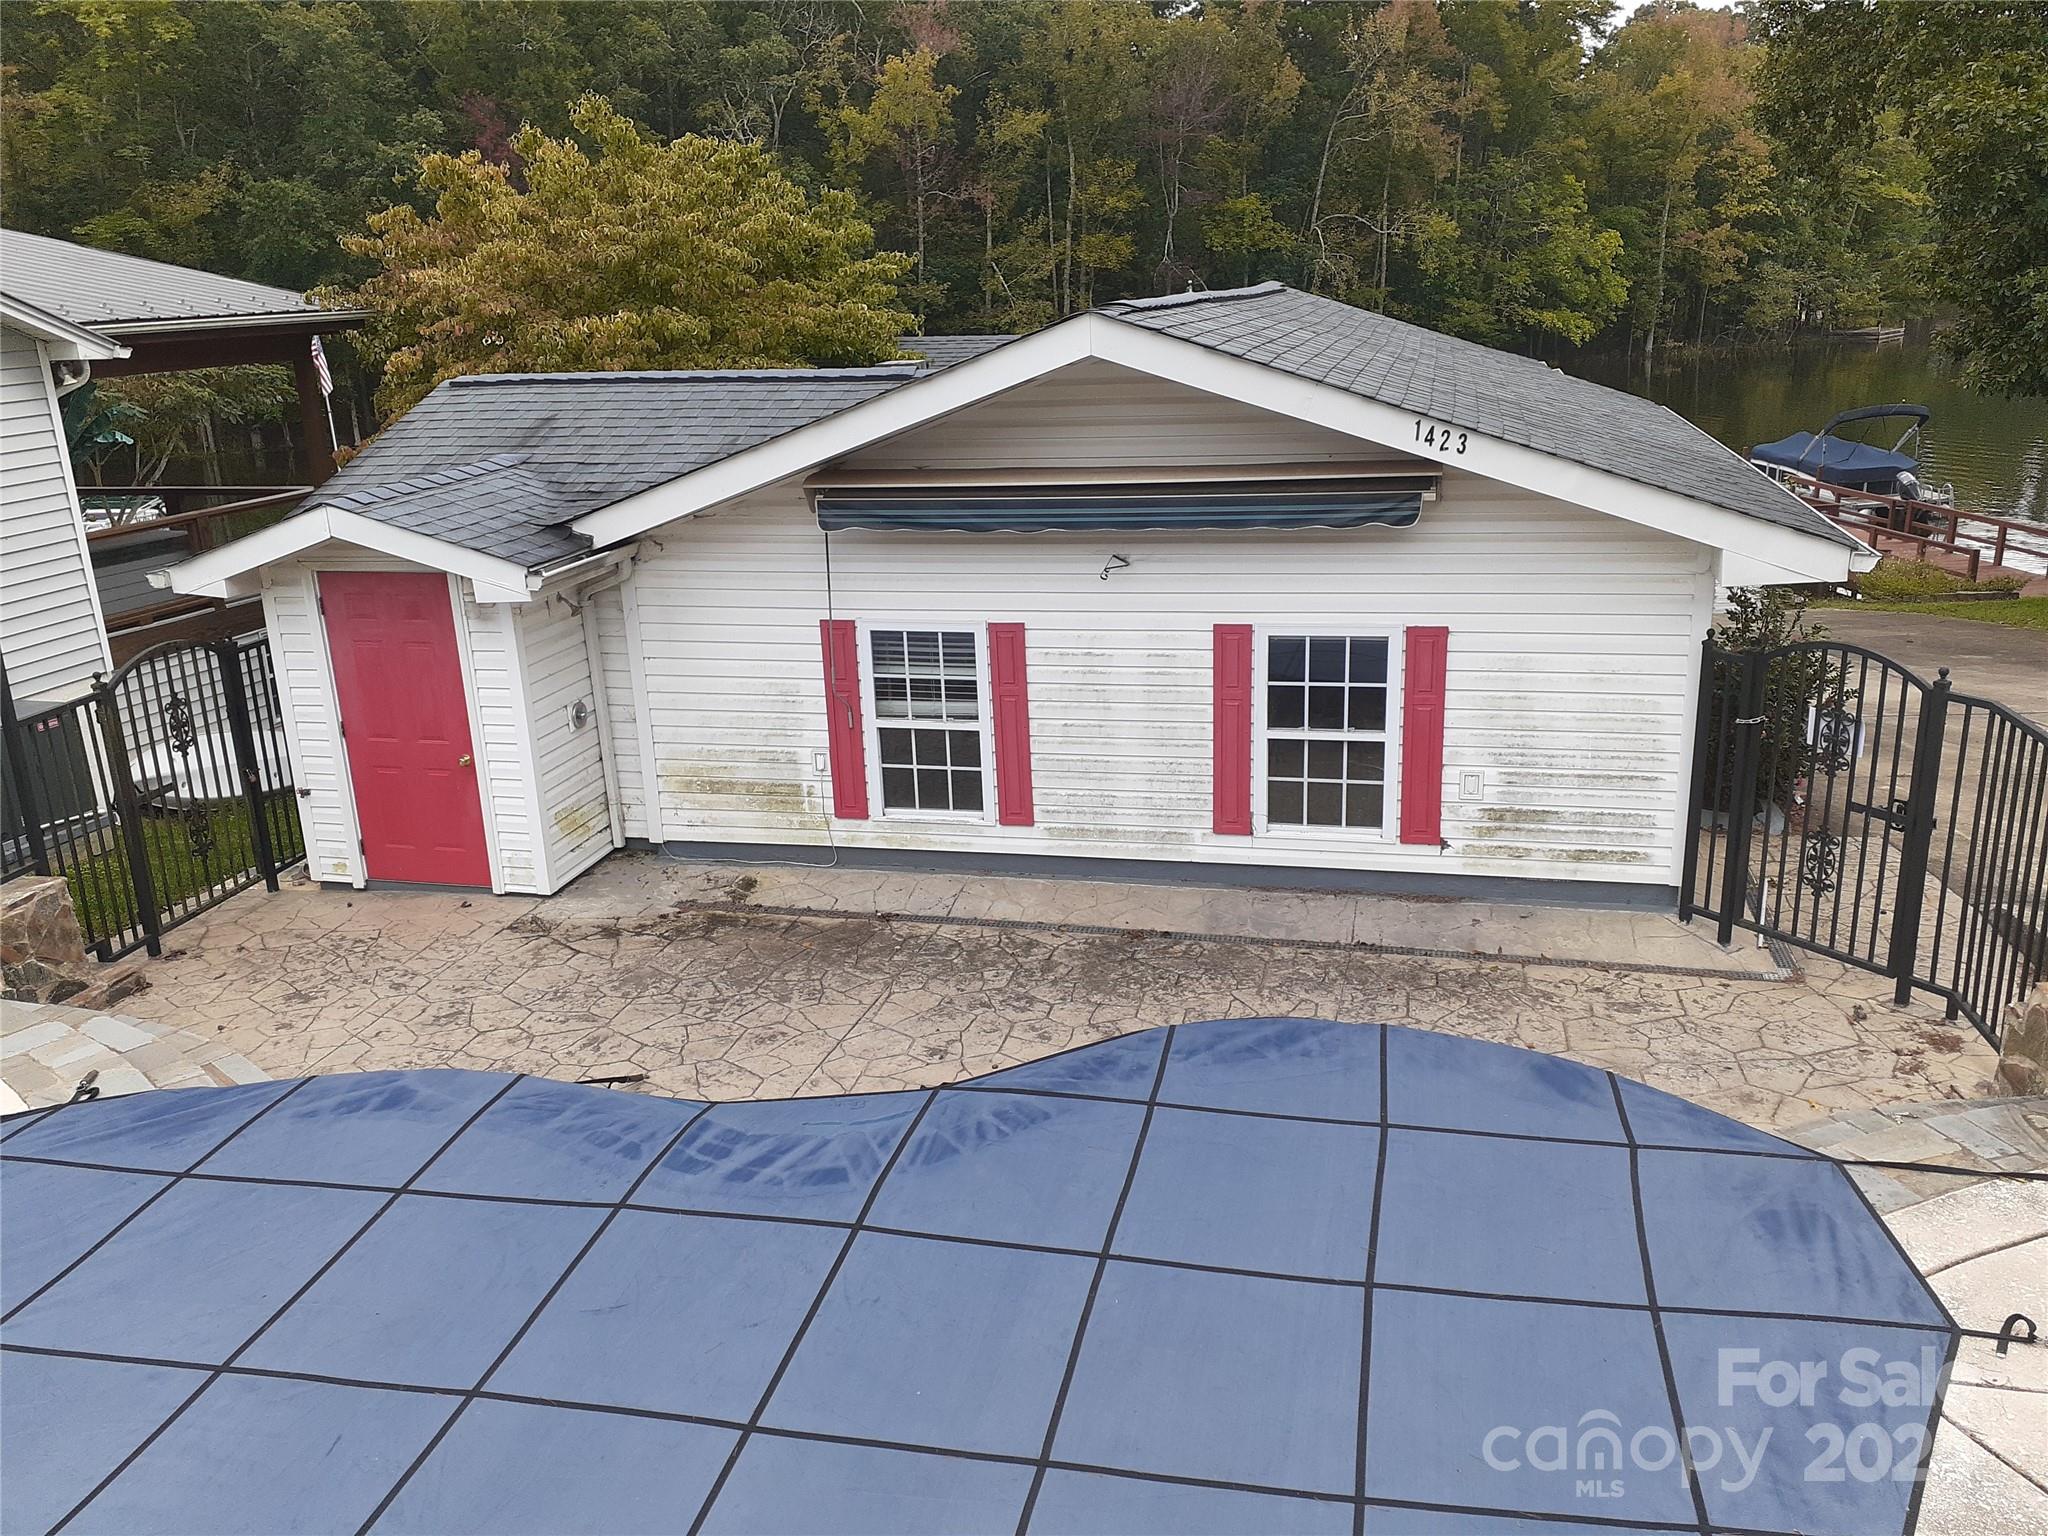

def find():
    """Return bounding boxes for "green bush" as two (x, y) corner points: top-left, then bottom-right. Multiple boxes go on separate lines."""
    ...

(1706, 588), (1853, 817)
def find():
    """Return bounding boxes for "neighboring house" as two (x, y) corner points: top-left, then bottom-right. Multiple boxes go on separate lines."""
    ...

(0, 229), (363, 705)
(163, 283), (1876, 905)
(0, 291), (126, 707)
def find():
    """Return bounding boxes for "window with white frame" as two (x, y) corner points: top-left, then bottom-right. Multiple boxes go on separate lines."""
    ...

(869, 628), (985, 814)
(1264, 634), (1391, 830)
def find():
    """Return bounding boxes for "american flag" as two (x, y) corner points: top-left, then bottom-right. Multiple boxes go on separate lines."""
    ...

(310, 334), (333, 397)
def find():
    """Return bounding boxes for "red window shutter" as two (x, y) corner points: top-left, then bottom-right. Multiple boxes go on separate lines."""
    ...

(819, 619), (869, 820)
(1400, 626), (1450, 845)
(987, 623), (1034, 826)
(1213, 624), (1254, 835)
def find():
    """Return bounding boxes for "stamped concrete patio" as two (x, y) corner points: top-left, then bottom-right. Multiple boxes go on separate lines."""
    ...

(112, 852), (2000, 1133)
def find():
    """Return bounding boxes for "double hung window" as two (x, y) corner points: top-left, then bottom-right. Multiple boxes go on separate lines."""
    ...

(1263, 634), (1392, 831)
(869, 628), (985, 815)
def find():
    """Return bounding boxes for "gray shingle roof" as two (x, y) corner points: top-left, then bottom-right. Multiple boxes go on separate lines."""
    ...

(318, 455), (589, 568)
(897, 334), (1017, 369)
(278, 284), (1853, 574)
(0, 228), (342, 331)
(312, 370), (910, 568)
(1097, 283), (1856, 549)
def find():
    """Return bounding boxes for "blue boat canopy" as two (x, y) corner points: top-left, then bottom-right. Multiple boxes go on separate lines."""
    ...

(1749, 402), (1932, 490)
(1748, 432), (1918, 481)
(814, 478), (1431, 534)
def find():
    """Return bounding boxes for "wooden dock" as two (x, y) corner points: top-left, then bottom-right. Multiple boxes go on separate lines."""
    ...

(1780, 476), (2048, 595)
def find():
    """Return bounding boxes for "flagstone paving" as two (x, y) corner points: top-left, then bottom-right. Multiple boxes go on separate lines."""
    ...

(105, 853), (2003, 1132)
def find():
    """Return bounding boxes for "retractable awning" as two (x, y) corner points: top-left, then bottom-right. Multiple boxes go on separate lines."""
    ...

(813, 476), (1433, 534)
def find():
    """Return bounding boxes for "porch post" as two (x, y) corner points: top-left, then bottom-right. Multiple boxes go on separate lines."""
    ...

(1677, 637), (1716, 921)
(215, 639), (280, 892)
(292, 339), (336, 485)
(1887, 669), (1952, 1004)
(1715, 651), (1767, 947)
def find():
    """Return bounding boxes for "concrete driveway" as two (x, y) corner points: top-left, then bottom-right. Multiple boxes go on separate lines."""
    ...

(111, 853), (1999, 1134)
(1819, 608), (2047, 726)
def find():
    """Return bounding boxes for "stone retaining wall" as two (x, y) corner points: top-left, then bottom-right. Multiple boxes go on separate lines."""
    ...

(2001, 980), (2048, 1095)
(1, 875), (141, 1008)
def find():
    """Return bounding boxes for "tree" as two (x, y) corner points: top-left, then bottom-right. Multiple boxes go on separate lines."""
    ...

(828, 48), (959, 322)
(330, 96), (912, 418)
(2, 0), (2003, 410)
(1300, 0), (1456, 304)
(1751, 0), (2048, 395)
(62, 370), (294, 504)
(1009, 0), (1150, 314)
(1587, 3), (1771, 361)
(1141, 1), (1300, 288)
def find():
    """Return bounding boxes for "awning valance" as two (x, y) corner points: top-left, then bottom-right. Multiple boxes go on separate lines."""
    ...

(813, 477), (1432, 534)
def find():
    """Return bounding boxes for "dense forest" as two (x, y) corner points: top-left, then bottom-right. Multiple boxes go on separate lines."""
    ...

(3, 0), (2040, 409)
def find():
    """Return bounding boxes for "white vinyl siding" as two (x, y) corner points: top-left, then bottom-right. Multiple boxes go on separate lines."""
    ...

(516, 593), (613, 886)
(629, 467), (1711, 888)
(591, 584), (650, 840)
(243, 367), (1727, 897)
(844, 358), (1404, 472)
(259, 552), (541, 892)
(261, 563), (358, 884)
(460, 595), (539, 892)
(0, 323), (111, 701)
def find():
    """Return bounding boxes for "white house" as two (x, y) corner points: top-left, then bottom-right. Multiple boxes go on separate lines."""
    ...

(161, 284), (1875, 906)
(0, 229), (364, 706)
(0, 290), (127, 708)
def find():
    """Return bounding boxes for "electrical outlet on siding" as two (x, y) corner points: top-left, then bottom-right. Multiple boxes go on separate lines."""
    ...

(812, 749), (830, 777)
(1459, 769), (1485, 801)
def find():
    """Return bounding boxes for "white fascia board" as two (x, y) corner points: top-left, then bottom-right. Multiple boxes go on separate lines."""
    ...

(1086, 322), (1865, 584)
(1, 295), (128, 360)
(571, 321), (1097, 546)
(570, 309), (1861, 582)
(156, 507), (535, 602)
(1717, 544), (1877, 588)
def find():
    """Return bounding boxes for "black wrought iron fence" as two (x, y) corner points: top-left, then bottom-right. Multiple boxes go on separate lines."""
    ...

(1, 636), (303, 957)
(1683, 638), (2048, 1047)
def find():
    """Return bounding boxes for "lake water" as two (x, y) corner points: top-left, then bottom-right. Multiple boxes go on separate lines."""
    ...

(1570, 337), (2047, 534)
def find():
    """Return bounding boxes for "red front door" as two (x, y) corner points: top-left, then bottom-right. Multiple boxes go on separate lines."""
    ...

(322, 572), (492, 887)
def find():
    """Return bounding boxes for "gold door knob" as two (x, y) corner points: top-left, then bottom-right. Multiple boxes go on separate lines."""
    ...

(458, 753), (473, 766)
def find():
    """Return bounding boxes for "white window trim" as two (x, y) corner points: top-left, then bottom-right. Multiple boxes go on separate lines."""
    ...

(1252, 625), (1404, 839)
(856, 618), (998, 825)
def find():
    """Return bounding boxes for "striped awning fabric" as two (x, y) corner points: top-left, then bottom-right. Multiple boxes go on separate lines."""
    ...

(813, 478), (1432, 534)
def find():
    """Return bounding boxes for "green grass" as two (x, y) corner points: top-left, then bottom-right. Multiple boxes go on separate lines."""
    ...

(1849, 556), (2027, 602)
(1813, 595), (2048, 630)
(62, 794), (302, 946)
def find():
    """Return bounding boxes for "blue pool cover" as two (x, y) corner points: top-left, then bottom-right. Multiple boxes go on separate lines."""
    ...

(0, 1018), (1955, 1536)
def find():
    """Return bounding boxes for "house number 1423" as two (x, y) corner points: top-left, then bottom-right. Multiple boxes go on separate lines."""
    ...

(1414, 420), (1469, 454)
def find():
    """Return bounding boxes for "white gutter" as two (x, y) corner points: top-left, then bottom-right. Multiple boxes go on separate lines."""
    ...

(96, 308), (374, 336)
(0, 293), (129, 361)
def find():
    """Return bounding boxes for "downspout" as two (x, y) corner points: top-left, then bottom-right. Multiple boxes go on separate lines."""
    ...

(558, 552), (637, 851)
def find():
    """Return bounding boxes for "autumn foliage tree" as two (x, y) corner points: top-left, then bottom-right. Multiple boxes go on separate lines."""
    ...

(334, 96), (911, 417)
(2, 0), (1993, 384)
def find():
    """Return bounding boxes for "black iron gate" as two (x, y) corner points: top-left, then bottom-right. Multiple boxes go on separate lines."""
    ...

(1, 636), (304, 958)
(1682, 638), (2048, 1046)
